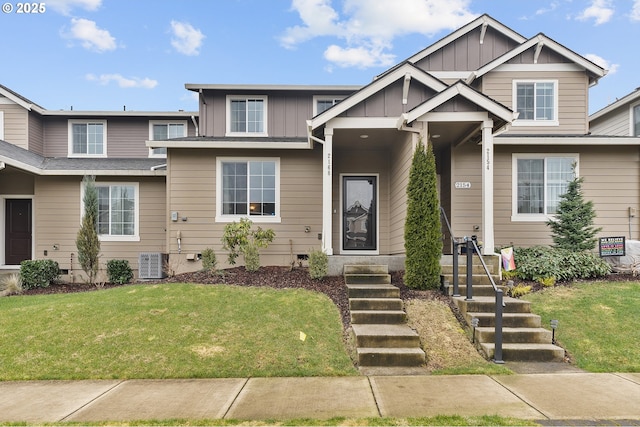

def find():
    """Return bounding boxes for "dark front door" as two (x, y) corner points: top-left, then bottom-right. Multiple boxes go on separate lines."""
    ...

(5, 199), (32, 265)
(343, 176), (376, 251)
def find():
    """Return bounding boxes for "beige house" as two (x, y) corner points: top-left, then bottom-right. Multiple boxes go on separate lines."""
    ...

(2, 14), (639, 279)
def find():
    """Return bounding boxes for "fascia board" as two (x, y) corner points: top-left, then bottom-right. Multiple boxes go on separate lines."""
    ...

(495, 136), (640, 145)
(146, 140), (312, 150)
(309, 64), (446, 130)
(590, 89), (640, 120)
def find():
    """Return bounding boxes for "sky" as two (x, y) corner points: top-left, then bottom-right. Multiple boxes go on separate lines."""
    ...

(1, 0), (638, 114)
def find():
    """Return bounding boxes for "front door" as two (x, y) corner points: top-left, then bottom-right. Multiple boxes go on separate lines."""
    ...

(5, 199), (32, 265)
(343, 176), (377, 251)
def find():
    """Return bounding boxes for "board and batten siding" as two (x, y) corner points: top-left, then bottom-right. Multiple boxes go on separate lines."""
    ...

(34, 176), (166, 281)
(492, 145), (640, 248)
(167, 148), (324, 270)
(0, 102), (29, 149)
(482, 70), (589, 135)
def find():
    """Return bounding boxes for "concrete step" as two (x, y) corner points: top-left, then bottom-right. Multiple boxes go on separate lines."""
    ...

(441, 274), (498, 287)
(443, 284), (505, 297)
(351, 310), (406, 324)
(357, 347), (426, 367)
(345, 273), (391, 285)
(464, 312), (542, 328)
(440, 264), (495, 275)
(454, 296), (531, 314)
(349, 297), (403, 311)
(344, 265), (388, 275)
(347, 284), (400, 299)
(352, 324), (421, 348)
(474, 327), (553, 344)
(480, 343), (565, 362)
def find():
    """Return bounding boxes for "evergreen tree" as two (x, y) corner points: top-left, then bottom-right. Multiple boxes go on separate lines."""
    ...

(404, 138), (442, 289)
(76, 175), (101, 284)
(547, 171), (601, 252)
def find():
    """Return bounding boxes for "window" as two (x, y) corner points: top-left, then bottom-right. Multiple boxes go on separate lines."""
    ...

(69, 120), (106, 156)
(314, 96), (343, 116)
(149, 121), (187, 157)
(226, 96), (267, 136)
(88, 183), (139, 241)
(0, 111), (4, 140)
(633, 104), (640, 137)
(513, 154), (577, 220)
(513, 81), (558, 126)
(216, 158), (280, 222)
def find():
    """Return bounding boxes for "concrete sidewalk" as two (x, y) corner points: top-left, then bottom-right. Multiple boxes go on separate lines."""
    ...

(0, 373), (639, 423)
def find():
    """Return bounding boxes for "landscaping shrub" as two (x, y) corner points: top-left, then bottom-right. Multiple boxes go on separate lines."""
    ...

(0, 273), (23, 296)
(106, 259), (134, 284)
(508, 284), (532, 298)
(20, 259), (60, 290)
(243, 245), (260, 272)
(308, 248), (328, 280)
(221, 218), (275, 271)
(201, 248), (217, 272)
(513, 246), (611, 282)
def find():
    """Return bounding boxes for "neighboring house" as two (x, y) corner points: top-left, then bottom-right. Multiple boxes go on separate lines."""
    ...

(2, 14), (639, 278)
(0, 84), (197, 280)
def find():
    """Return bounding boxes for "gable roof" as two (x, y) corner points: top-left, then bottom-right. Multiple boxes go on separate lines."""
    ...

(468, 33), (606, 85)
(590, 87), (640, 121)
(0, 84), (46, 113)
(308, 62), (448, 131)
(404, 14), (527, 67)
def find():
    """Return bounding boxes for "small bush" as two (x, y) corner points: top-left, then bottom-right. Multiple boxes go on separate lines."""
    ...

(221, 218), (275, 271)
(308, 249), (328, 280)
(0, 273), (23, 296)
(513, 246), (611, 282)
(201, 248), (217, 272)
(244, 245), (260, 272)
(509, 284), (532, 298)
(20, 259), (60, 290)
(106, 259), (133, 284)
(538, 276), (556, 288)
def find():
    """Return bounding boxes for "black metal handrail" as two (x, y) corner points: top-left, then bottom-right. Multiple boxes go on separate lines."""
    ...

(440, 207), (504, 364)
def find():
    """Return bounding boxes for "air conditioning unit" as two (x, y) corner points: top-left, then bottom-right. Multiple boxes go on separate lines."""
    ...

(138, 253), (167, 279)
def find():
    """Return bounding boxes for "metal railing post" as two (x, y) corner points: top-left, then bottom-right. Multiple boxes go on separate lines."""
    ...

(465, 238), (474, 301)
(452, 240), (460, 297)
(494, 289), (505, 364)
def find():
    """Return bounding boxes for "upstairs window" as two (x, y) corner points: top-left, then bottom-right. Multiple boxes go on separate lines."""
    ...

(513, 154), (576, 220)
(216, 158), (279, 222)
(149, 121), (187, 157)
(314, 97), (343, 115)
(633, 104), (640, 137)
(69, 120), (106, 156)
(513, 81), (558, 126)
(226, 96), (267, 136)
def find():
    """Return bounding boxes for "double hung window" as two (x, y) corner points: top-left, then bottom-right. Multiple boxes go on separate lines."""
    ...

(513, 155), (576, 220)
(217, 158), (279, 222)
(69, 120), (106, 156)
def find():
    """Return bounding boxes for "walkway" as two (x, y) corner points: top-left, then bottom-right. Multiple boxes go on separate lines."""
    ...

(0, 371), (639, 423)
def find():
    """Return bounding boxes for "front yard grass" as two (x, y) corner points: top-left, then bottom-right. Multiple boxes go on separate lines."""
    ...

(0, 283), (357, 380)
(524, 280), (640, 372)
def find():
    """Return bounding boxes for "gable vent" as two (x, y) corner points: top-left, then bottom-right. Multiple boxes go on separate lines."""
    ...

(138, 253), (167, 279)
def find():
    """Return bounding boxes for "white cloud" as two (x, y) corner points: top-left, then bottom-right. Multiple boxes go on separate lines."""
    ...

(631, 0), (640, 21)
(47, 0), (101, 15)
(584, 53), (619, 75)
(281, 0), (477, 69)
(86, 73), (158, 89)
(65, 18), (116, 52)
(170, 21), (205, 56)
(576, 0), (614, 25)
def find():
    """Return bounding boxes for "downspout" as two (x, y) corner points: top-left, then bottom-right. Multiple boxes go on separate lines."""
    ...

(190, 115), (199, 137)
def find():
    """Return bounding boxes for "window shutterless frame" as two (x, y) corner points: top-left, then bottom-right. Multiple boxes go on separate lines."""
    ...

(68, 120), (108, 157)
(225, 96), (268, 136)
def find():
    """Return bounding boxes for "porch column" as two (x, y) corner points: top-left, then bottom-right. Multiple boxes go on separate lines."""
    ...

(481, 119), (495, 254)
(322, 128), (334, 255)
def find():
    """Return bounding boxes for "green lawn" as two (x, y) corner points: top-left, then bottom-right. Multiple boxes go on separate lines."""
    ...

(0, 283), (357, 380)
(524, 280), (640, 372)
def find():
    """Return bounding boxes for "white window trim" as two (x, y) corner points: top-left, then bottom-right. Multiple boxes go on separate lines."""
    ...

(313, 96), (345, 116)
(630, 101), (640, 137)
(511, 80), (559, 127)
(148, 120), (188, 158)
(225, 95), (268, 137)
(80, 181), (140, 242)
(68, 120), (108, 158)
(215, 157), (281, 223)
(511, 153), (579, 222)
(0, 111), (4, 140)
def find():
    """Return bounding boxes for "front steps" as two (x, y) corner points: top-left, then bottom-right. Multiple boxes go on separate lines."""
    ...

(346, 265), (426, 367)
(443, 255), (565, 362)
